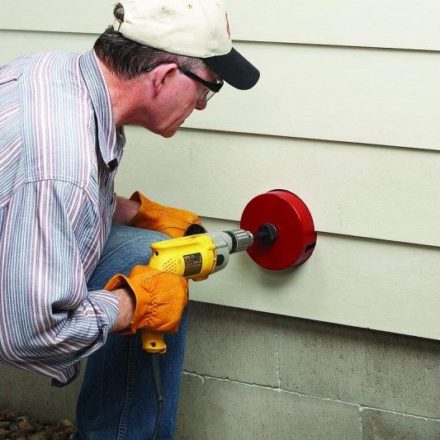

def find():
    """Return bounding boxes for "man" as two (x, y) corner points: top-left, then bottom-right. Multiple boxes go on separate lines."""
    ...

(0, 0), (259, 438)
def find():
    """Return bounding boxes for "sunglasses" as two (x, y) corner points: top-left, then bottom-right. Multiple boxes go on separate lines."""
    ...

(179, 69), (224, 102)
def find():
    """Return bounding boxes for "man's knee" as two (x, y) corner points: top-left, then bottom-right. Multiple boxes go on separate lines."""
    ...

(88, 226), (169, 288)
(113, 226), (168, 268)
(124, 228), (168, 266)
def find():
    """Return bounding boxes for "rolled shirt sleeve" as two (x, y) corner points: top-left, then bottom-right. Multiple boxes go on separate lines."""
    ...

(0, 180), (119, 384)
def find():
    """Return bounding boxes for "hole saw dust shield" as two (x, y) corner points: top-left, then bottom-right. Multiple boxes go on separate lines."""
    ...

(240, 190), (317, 271)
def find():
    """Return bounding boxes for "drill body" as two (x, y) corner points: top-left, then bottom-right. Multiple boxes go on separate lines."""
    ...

(142, 229), (254, 353)
(149, 229), (254, 281)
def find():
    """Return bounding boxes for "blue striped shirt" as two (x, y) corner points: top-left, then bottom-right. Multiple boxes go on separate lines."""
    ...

(0, 50), (126, 384)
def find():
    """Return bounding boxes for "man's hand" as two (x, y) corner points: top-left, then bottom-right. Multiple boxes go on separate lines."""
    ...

(105, 265), (188, 334)
(113, 196), (141, 225)
(127, 191), (203, 238)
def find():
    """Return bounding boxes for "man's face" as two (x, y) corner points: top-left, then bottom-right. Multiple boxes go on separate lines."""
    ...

(131, 64), (218, 138)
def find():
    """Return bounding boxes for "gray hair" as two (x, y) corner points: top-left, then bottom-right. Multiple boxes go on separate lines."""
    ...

(94, 3), (205, 79)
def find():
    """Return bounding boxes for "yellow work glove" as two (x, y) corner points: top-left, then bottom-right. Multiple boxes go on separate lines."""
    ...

(105, 265), (188, 334)
(128, 191), (204, 238)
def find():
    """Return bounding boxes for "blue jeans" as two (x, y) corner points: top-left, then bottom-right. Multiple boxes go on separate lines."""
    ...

(76, 225), (188, 440)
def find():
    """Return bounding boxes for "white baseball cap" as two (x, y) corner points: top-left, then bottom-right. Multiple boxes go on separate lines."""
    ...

(114, 0), (260, 89)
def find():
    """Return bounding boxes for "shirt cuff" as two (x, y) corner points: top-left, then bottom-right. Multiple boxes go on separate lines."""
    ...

(89, 289), (120, 331)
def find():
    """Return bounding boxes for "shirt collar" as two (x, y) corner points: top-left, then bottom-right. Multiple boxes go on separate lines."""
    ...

(79, 50), (125, 169)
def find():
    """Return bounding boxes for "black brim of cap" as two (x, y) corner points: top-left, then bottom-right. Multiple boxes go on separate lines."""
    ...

(204, 48), (260, 90)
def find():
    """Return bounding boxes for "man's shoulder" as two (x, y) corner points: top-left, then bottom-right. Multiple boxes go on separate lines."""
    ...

(1, 51), (80, 77)
(16, 50), (96, 156)
(0, 52), (100, 210)
(18, 52), (98, 189)
(18, 51), (83, 86)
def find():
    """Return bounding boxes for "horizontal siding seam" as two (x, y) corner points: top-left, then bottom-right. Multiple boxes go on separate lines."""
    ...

(179, 127), (440, 154)
(1, 28), (440, 54)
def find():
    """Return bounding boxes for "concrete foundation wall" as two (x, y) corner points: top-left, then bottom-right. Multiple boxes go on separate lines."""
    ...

(2, 301), (440, 439)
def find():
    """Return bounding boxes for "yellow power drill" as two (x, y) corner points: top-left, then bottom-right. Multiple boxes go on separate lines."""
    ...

(142, 228), (256, 354)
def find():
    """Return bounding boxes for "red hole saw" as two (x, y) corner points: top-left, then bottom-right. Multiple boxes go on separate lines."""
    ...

(240, 189), (317, 270)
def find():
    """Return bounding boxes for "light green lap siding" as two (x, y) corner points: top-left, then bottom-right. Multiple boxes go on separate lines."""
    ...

(3, 0), (440, 51)
(1, 3), (439, 338)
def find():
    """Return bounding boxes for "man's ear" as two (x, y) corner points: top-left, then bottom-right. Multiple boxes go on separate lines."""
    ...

(151, 63), (178, 96)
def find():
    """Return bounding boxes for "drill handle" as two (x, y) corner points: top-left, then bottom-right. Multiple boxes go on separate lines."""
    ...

(141, 233), (218, 355)
(142, 329), (167, 354)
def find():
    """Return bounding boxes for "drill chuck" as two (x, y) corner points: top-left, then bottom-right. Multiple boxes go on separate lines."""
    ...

(224, 229), (254, 253)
